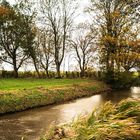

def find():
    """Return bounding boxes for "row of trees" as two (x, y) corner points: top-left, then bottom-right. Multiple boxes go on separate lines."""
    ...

(0, 0), (96, 78)
(0, 0), (140, 79)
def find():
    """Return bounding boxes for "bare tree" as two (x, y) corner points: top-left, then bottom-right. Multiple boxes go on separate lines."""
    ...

(40, 0), (76, 77)
(70, 25), (96, 77)
(37, 28), (54, 77)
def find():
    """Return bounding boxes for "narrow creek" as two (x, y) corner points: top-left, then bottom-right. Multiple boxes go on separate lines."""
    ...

(0, 87), (140, 140)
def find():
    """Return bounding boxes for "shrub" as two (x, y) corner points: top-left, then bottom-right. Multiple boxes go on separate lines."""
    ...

(103, 72), (138, 89)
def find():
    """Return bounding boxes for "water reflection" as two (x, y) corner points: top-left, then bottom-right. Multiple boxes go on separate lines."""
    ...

(56, 95), (103, 123)
(130, 87), (140, 98)
(0, 87), (139, 140)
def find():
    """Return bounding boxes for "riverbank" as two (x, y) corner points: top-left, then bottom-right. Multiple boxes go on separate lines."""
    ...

(42, 98), (140, 140)
(0, 78), (110, 114)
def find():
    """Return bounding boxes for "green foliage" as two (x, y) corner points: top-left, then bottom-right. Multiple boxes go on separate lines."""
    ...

(103, 72), (139, 89)
(133, 75), (140, 86)
(0, 1), (35, 77)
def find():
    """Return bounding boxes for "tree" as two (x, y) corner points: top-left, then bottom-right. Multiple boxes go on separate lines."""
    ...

(70, 25), (96, 77)
(40, 0), (76, 77)
(88, 0), (140, 82)
(36, 28), (54, 77)
(16, 0), (40, 77)
(0, 1), (35, 78)
(114, 39), (140, 72)
(88, 0), (140, 84)
(111, 22), (140, 72)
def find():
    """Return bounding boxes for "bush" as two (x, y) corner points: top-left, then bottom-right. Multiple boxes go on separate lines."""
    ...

(112, 72), (135, 89)
(1, 70), (14, 78)
(103, 72), (138, 89)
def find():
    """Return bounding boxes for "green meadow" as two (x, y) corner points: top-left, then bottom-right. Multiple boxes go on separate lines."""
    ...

(0, 78), (89, 90)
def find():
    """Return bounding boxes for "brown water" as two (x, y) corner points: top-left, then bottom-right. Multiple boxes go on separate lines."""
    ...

(0, 87), (140, 140)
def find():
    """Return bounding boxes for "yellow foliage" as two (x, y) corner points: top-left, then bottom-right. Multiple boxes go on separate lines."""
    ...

(102, 35), (117, 44)
(112, 11), (120, 18)
(0, 6), (10, 16)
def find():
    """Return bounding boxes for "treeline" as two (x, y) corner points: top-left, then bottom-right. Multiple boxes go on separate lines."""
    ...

(0, 0), (96, 78)
(0, 70), (99, 79)
(0, 0), (140, 84)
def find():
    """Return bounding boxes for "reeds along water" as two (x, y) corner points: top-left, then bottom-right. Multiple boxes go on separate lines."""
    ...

(44, 98), (140, 140)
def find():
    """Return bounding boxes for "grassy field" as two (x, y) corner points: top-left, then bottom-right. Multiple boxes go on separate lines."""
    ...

(42, 98), (140, 140)
(0, 78), (90, 90)
(0, 78), (109, 114)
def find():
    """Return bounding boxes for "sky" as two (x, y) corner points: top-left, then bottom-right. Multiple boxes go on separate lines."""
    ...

(7, 0), (90, 23)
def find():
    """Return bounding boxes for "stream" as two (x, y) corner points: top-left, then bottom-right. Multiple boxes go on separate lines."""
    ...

(0, 87), (140, 140)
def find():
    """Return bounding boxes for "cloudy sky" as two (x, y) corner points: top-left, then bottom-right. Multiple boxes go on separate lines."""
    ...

(7, 0), (90, 23)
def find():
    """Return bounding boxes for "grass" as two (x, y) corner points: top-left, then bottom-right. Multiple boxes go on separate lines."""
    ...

(0, 78), (89, 90)
(42, 98), (140, 140)
(0, 78), (109, 114)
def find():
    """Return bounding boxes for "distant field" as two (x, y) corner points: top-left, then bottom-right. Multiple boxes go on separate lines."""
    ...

(0, 78), (98, 91)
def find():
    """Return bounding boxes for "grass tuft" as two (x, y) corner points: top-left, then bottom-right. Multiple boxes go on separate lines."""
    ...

(43, 98), (140, 140)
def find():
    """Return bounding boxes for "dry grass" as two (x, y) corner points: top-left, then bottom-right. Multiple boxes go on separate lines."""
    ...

(42, 98), (140, 140)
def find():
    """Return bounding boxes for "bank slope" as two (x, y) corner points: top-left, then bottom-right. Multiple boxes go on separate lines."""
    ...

(42, 98), (140, 140)
(0, 78), (110, 114)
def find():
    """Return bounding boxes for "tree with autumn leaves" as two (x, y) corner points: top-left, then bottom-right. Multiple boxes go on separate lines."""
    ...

(113, 38), (140, 72)
(88, 0), (140, 83)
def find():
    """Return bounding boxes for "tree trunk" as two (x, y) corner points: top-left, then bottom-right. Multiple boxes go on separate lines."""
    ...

(33, 59), (41, 78)
(46, 69), (49, 78)
(13, 59), (18, 78)
(80, 69), (85, 77)
(56, 64), (61, 78)
(124, 67), (130, 72)
(13, 68), (18, 78)
(106, 50), (110, 73)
